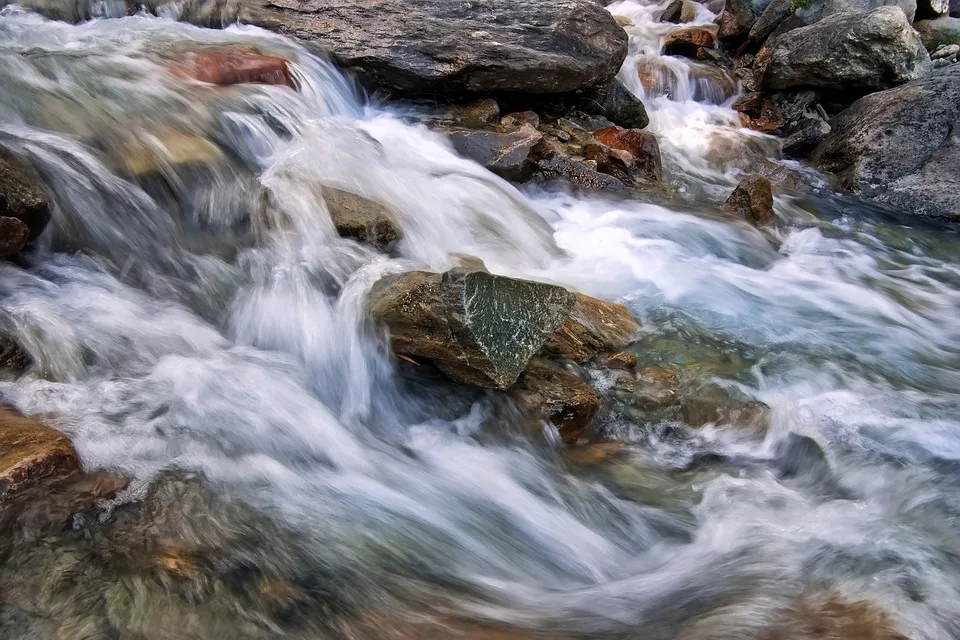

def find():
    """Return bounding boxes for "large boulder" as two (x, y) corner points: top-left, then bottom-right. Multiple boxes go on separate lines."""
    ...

(0, 146), (50, 242)
(754, 7), (931, 92)
(718, 0), (776, 45)
(953, 0), (960, 16)
(368, 268), (639, 389)
(0, 408), (81, 505)
(914, 16), (960, 49)
(749, 0), (918, 47)
(809, 65), (960, 221)
(181, 0), (629, 97)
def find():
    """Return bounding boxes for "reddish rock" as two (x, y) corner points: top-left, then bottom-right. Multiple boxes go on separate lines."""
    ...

(543, 293), (640, 362)
(663, 27), (717, 57)
(171, 49), (298, 90)
(605, 351), (638, 372)
(0, 408), (81, 504)
(512, 359), (601, 444)
(593, 126), (663, 183)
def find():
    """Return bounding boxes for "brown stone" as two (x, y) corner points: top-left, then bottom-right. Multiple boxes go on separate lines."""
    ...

(543, 293), (640, 363)
(448, 124), (544, 181)
(663, 26), (717, 57)
(636, 367), (678, 408)
(170, 49), (298, 90)
(763, 590), (911, 640)
(0, 216), (30, 258)
(637, 59), (668, 96)
(680, 384), (770, 435)
(606, 351), (638, 371)
(512, 359), (601, 444)
(0, 408), (81, 504)
(454, 98), (500, 128)
(724, 173), (775, 226)
(593, 126), (664, 183)
(566, 440), (624, 465)
(322, 186), (401, 249)
(500, 111), (540, 131)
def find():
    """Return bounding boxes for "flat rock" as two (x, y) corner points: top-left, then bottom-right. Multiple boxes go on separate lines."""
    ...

(321, 186), (401, 249)
(180, 0), (629, 97)
(0, 408), (81, 504)
(448, 125), (543, 182)
(169, 48), (297, 90)
(754, 7), (931, 92)
(809, 64), (960, 221)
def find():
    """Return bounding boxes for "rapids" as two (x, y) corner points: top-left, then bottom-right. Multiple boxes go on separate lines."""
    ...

(0, 0), (959, 638)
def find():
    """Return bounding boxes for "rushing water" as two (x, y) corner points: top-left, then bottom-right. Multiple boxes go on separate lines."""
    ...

(1, 1), (959, 638)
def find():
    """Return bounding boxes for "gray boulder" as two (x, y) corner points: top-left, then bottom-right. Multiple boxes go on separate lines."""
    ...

(809, 65), (960, 221)
(447, 125), (544, 182)
(953, 0), (960, 16)
(754, 7), (931, 92)
(718, 0), (775, 45)
(750, 0), (918, 47)
(914, 17), (960, 49)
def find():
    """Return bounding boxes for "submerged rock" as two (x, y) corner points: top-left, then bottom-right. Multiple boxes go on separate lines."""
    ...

(179, 0), (628, 97)
(369, 269), (576, 389)
(0, 146), (50, 242)
(679, 384), (771, 434)
(0, 408), (81, 505)
(512, 358), (601, 443)
(754, 7), (931, 92)
(809, 65), (960, 220)
(724, 174), (775, 225)
(635, 367), (679, 408)
(448, 125), (544, 182)
(106, 129), (225, 176)
(168, 48), (297, 89)
(321, 186), (401, 250)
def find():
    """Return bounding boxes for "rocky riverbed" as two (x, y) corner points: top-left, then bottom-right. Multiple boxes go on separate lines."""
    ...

(0, 0), (958, 638)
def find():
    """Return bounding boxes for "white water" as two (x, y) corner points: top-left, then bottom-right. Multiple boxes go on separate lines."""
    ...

(1, 2), (959, 638)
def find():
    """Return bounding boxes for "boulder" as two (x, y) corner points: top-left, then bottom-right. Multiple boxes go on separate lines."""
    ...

(181, 0), (629, 97)
(321, 187), (401, 249)
(368, 269), (576, 389)
(448, 125), (543, 182)
(718, 0), (775, 45)
(914, 17), (960, 50)
(593, 126), (664, 183)
(724, 173), (775, 225)
(809, 65), (960, 221)
(664, 26), (718, 57)
(754, 7), (931, 92)
(0, 217), (31, 258)
(578, 79), (651, 130)
(0, 408), (81, 504)
(543, 293), (641, 362)
(750, 0), (919, 46)
(0, 146), (50, 241)
(781, 117), (831, 157)
(511, 359), (601, 443)
(168, 48), (297, 90)
(662, 0), (685, 22)
(453, 99), (501, 128)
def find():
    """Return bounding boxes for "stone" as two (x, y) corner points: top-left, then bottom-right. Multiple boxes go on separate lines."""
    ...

(0, 408), (81, 505)
(724, 174), (775, 225)
(954, 0), (960, 15)
(582, 140), (634, 184)
(533, 156), (629, 192)
(106, 129), (225, 176)
(917, 0), (950, 18)
(0, 216), (30, 258)
(679, 384), (771, 434)
(593, 126), (664, 183)
(933, 42), (960, 57)
(635, 367), (679, 408)
(680, 0), (699, 22)
(663, 26), (717, 57)
(178, 0), (629, 97)
(500, 111), (540, 131)
(0, 146), (50, 241)
(1, 470), (128, 535)
(718, 0), (776, 46)
(0, 337), (30, 374)
(662, 0), (685, 22)
(368, 269), (576, 389)
(764, 590), (911, 640)
(512, 358), (601, 443)
(453, 98), (500, 128)
(754, 7), (931, 92)
(781, 117), (831, 158)
(448, 125), (544, 182)
(168, 48), (297, 90)
(321, 187), (401, 249)
(578, 79), (651, 130)
(543, 293), (640, 362)
(605, 351), (638, 371)
(809, 65), (960, 221)
(753, 89), (820, 135)
(914, 17), (960, 51)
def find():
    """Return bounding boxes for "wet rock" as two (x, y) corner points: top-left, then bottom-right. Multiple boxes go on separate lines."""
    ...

(368, 269), (576, 389)
(733, 91), (763, 116)
(754, 7), (931, 92)
(635, 367), (679, 408)
(512, 358), (601, 444)
(0, 338), (30, 375)
(0, 408), (81, 505)
(681, 0), (699, 22)
(809, 65), (960, 221)
(914, 17), (960, 50)
(765, 589), (911, 640)
(543, 293), (640, 362)
(180, 0), (628, 97)
(0, 217), (30, 259)
(533, 156), (628, 192)
(679, 384), (770, 434)
(453, 98), (501, 128)
(605, 351), (638, 371)
(593, 126), (664, 183)
(106, 129), (225, 176)
(578, 79), (651, 130)
(2, 470), (128, 536)
(718, 0), (776, 46)
(169, 48), (297, 89)
(448, 125), (543, 182)
(664, 26), (717, 57)
(724, 173), (775, 225)
(662, 0), (685, 22)
(781, 116), (831, 158)
(918, 0), (950, 18)
(321, 186), (401, 250)
(0, 146), (50, 241)
(753, 89), (820, 135)
(932, 42), (960, 58)
(500, 111), (540, 131)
